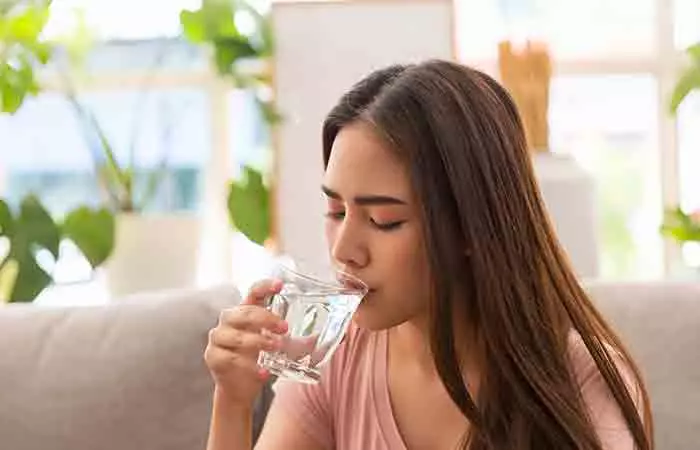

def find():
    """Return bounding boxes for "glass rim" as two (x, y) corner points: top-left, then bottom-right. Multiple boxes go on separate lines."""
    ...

(276, 263), (369, 295)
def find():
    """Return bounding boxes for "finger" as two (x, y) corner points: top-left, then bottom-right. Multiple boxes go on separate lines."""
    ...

(244, 279), (284, 306)
(204, 345), (270, 381)
(283, 334), (317, 360)
(219, 306), (288, 334)
(210, 327), (283, 355)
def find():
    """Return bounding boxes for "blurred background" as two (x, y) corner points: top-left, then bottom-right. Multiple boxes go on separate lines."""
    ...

(1, 0), (699, 305)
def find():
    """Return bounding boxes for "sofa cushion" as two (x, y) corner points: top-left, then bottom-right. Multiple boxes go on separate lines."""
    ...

(586, 280), (700, 450)
(0, 286), (241, 450)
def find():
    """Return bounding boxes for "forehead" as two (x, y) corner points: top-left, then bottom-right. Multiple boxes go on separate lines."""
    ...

(323, 122), (411, 194)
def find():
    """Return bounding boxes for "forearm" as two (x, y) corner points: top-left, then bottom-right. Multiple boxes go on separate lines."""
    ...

(206, 387), (254, 450)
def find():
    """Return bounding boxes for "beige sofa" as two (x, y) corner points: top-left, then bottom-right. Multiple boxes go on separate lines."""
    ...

(586, 280), (700, 450)
(0, 286), (274, 450)
(0, 281), (698, 450)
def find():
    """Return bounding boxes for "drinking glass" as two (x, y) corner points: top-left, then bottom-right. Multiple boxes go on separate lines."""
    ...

(257, 262), (368, 384)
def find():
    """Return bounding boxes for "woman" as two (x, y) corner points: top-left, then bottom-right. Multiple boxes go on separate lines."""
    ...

(205, 60), (653, 450)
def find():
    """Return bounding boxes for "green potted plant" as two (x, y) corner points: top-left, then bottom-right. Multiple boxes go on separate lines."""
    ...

(0, 1), (115, 303)
(661, 42), (700, 257)
(3, 1), (196, 298)
(180, 0), (278, 248)
(0, 196), (115, 303)
(63, 88), (203, 297)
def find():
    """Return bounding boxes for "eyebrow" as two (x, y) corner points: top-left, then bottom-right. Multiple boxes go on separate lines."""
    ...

(322, 185), (407, 206)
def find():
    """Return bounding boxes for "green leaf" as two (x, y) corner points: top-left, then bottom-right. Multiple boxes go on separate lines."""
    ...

(687, 43), (700, 64)
(669, 66), (700, 114)
(0, 258), (19, 302)
(0, 199), (12, 235)
(66, 93), (131, 211)
(660, 207), (700, 242)
(257, 98), (283, 126)
(0, 193), (116, 303)
(83, 106), (126, 190)
(8, 5), (49, 41)
(203, 1), (238, 38)
(62, 206), (115, 267)
(33, 42), (52, 64)
(213, 36), (257, 74)
(17, 194), (60, 259)
(0, 2), (53, 114)
(1, 77), (25, 113)
(180, 9), (206, 43)
(9, 254), (51, 302)
(181, 1), (239, 43)
(228, 166), (270, 245)
(136, 164), (168, 212)
(230, 71), (256, 89)
(0, 194), (60, 302)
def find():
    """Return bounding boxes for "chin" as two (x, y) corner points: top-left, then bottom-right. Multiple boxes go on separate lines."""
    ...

(351, 293), (406, 331)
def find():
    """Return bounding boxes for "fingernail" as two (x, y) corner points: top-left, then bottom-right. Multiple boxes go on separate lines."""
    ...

(276, 321), (288, 333)
(258, 367), (270, 381)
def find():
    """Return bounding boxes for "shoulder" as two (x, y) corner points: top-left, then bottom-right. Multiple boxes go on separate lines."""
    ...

(567, 331), (645, 448)
(567, 331), (640, 402)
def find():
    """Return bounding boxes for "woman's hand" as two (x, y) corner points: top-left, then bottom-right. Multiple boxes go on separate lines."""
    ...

(204, 279), (288, 407)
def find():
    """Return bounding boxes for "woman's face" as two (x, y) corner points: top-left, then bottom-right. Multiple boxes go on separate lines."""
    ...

(322, 121), (432, 330)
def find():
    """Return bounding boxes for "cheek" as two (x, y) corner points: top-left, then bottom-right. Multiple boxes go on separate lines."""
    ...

(324, 221), (338, 248)
(381, 230), (431, 296)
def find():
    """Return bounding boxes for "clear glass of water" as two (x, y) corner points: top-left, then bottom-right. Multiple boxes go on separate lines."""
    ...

(257, 262), (368, 384)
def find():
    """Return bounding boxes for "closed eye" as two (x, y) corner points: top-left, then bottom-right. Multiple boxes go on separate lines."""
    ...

(325, 211), (346, 221)
(325, 211), (405, 231)
(371, 219), (406, 231)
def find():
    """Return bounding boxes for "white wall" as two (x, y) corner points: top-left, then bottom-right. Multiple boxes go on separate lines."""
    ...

(272, 0), (455, 271)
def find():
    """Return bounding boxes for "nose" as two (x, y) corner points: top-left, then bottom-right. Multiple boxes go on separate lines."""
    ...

(330, 217), (369, 270)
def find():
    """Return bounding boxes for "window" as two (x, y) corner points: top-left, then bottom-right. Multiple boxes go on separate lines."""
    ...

(227, 88), (278, 290)
(1, 87), (209, 214)
(677, 92), (700, 270)
(678, 92), (700, 212)
(456, 0), (656, 61)
(675, 0), (700, 49)
(456, 0), (695, 280)
(229, 89), (270, 175)
(1, 0), (277, 299)
(0, 35), (221, 293)
(548, 75), (662, 278)
(3, 0), (697, 302)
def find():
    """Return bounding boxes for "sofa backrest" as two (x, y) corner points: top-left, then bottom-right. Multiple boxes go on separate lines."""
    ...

(586, 280), (700, 450)
(2, 281), (697, 449)
(0, 286), (240, 450)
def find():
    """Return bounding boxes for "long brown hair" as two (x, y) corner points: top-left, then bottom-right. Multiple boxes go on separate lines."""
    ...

(321, 60), (653, 449)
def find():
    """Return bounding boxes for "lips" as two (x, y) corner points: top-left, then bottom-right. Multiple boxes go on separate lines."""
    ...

(336, 272), (369, 293)
(346, 280), (371, 295)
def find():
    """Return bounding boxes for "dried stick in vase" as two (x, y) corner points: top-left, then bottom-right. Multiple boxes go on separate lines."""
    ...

(498, 40), (552, 153)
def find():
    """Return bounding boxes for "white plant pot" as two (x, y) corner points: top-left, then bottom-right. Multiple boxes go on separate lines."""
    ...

(105, 213), (202, 298)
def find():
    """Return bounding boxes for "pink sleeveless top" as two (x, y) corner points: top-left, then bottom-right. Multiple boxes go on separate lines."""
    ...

(272, 326), (643, 449)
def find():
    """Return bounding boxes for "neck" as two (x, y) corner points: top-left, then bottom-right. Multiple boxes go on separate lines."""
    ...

(391, 317), (435, 374)
(389, 309), (483, 385)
